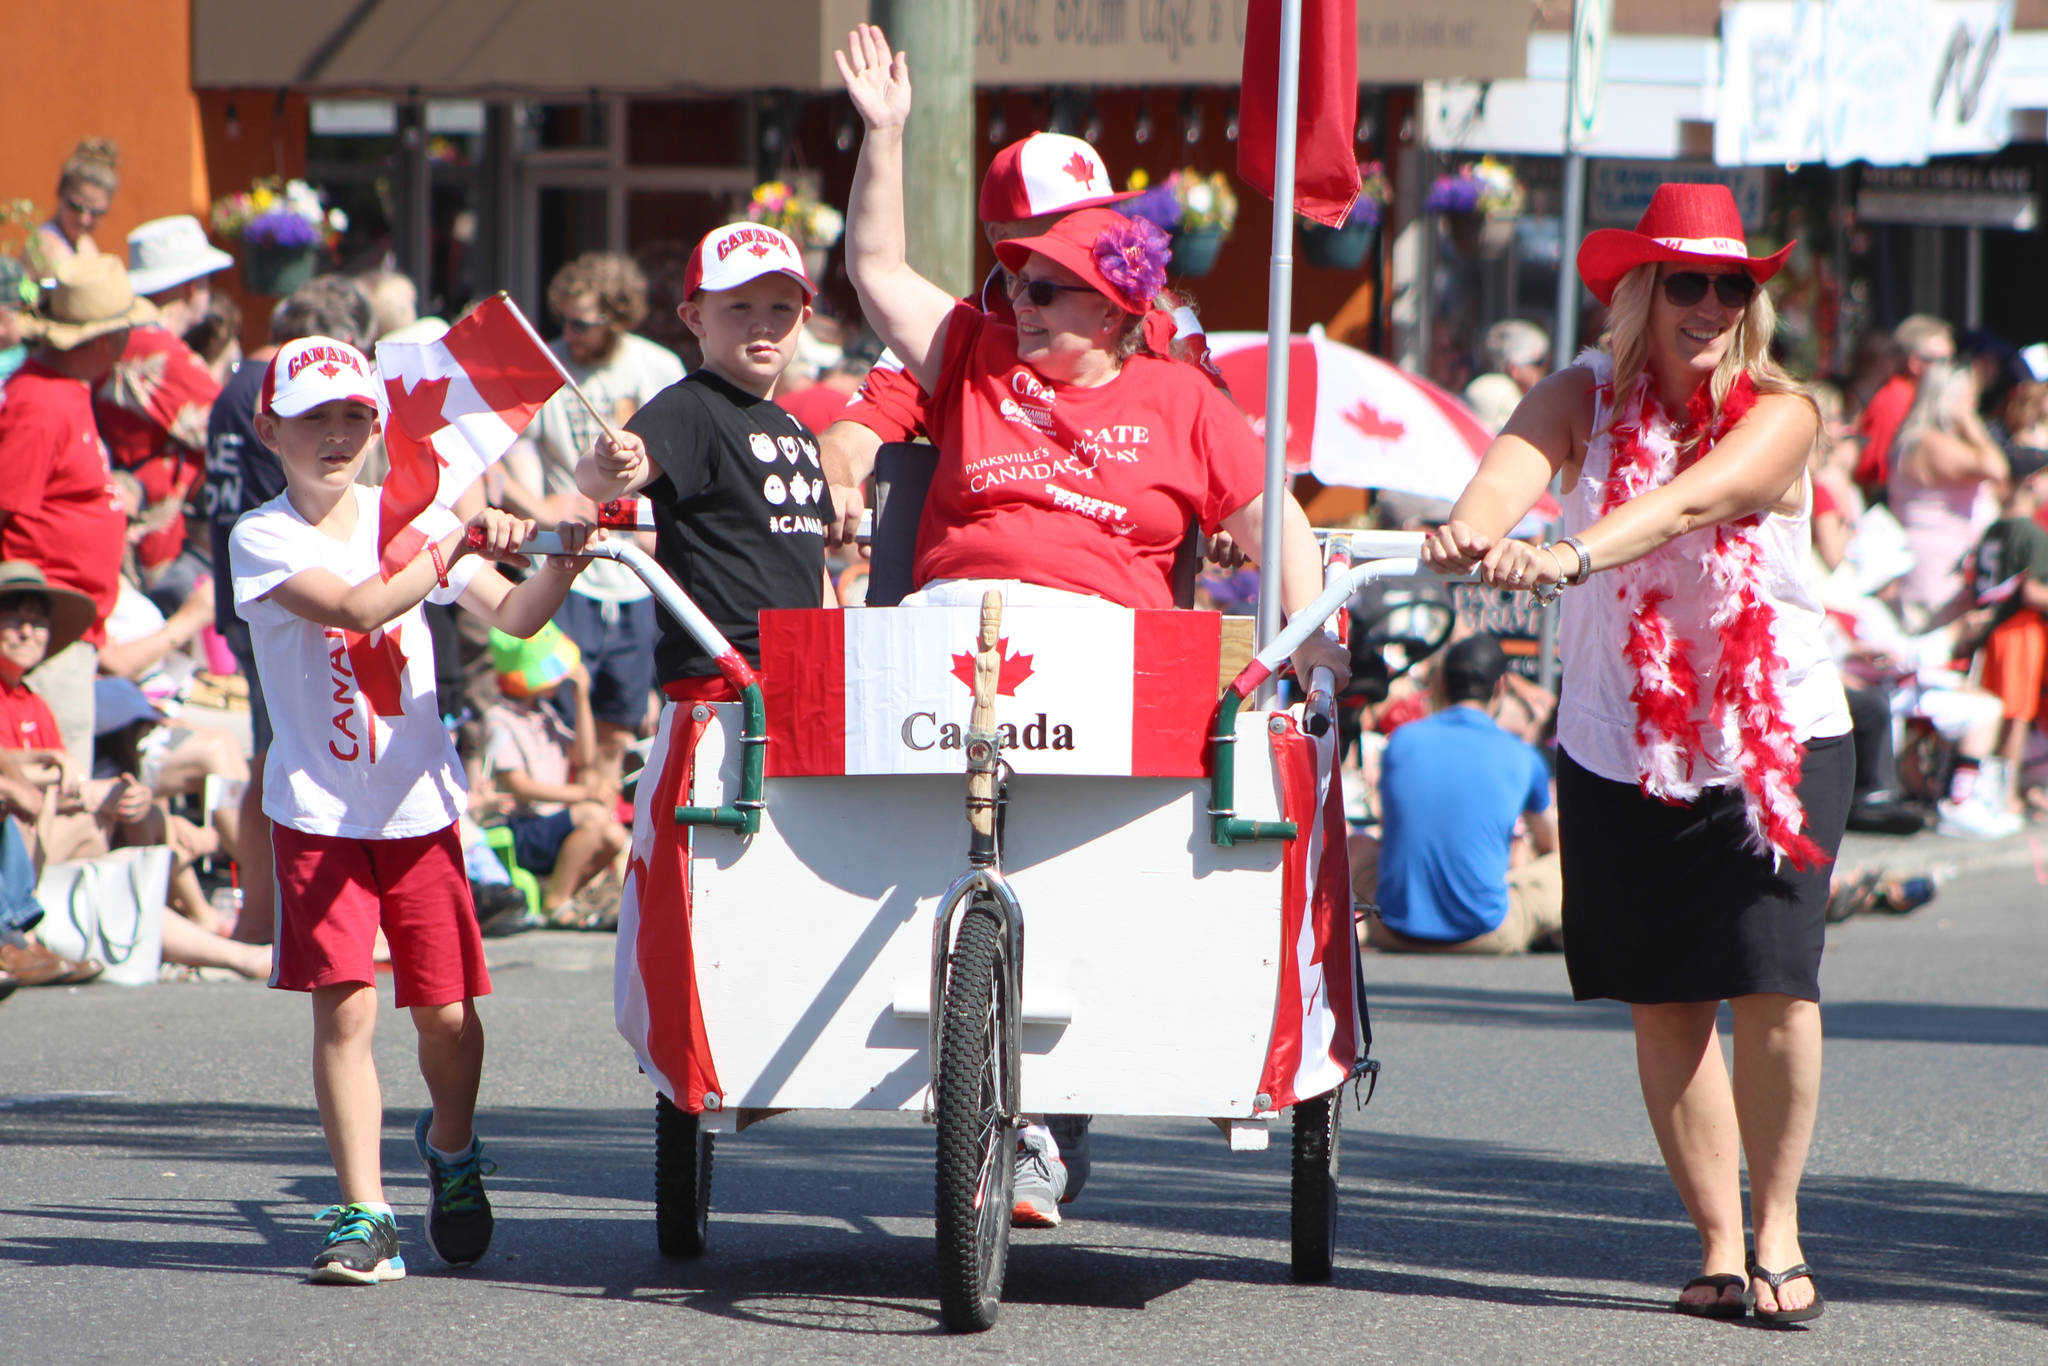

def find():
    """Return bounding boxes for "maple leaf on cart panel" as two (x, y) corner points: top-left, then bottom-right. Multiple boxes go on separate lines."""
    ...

(949, 639), (1036, 696)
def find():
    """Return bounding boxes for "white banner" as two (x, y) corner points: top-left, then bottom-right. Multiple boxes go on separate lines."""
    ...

(1716, 1), (2012, 168)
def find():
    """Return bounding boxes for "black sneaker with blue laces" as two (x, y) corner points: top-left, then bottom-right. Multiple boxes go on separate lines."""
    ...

(311, 1203), (406, 1284)
(414, 1110), (496, 1266)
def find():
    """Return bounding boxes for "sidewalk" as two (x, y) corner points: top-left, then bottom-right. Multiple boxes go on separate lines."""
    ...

(1838, 818), (2047, 888)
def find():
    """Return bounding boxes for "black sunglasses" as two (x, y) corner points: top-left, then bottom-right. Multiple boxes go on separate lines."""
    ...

(562, 316), (610, 333)
(1661, 271), (1758, 310)
(1011, 277), (1097, 308)
(63, 198), (107, 220)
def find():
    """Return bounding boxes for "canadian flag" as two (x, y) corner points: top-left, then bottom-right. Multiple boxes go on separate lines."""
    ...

(758, 607), (1224, 778)
(374, 293), (564, 578)
(1238, 0), (1361, 228)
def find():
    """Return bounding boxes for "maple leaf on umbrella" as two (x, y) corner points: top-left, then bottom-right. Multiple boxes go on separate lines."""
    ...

(950, 638), (1036, 696)
(1061, 151), (1098, 187)
(1342, 400), (1406, 443)
(343, 624), (409, 720)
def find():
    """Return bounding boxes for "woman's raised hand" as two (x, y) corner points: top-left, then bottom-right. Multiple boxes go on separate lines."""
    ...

(836, 23), (911, 132)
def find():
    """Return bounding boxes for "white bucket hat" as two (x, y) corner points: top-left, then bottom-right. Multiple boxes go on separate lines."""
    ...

(127, 215), (236, 297)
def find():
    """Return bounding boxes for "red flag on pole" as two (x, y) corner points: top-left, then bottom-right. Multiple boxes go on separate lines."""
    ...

(374, 293), (563, 579)
(1238, 0), (1361, 228)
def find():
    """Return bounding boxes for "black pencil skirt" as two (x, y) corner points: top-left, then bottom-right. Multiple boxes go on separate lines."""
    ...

(1557, 734), (1854, 1005)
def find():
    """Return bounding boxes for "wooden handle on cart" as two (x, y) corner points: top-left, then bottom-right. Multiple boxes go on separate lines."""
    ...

(968, 591), (1003, 837)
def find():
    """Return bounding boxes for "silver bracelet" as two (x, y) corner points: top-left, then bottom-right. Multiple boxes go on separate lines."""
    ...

(1559, 535), (1594, 585)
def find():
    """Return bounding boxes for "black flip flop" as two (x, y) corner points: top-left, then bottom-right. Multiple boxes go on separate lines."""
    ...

(1675, 1273), (1749, 1318)
(1750, 1262), (1826, 1326)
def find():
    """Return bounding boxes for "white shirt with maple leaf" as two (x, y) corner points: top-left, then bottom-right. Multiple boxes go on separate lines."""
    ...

(230, 484), (483, 839)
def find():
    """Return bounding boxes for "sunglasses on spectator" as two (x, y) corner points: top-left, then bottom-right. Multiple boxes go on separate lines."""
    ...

(0, 613), (51, 633)
(1660, 271), (1758, 310)
(1009, 277), (1098, 308)
(63, 198), (107, 220)
(562, 317), (610, 333)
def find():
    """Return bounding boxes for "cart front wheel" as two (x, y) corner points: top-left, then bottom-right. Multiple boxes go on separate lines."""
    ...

(1290, 1092), (1341, 1281)
(655, 1090), (714, 1258)
(933, 902), (1014, 1332)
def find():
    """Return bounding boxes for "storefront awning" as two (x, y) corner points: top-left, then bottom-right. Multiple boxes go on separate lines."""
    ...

(191, 0), (867, 94)
(196, 0), (1530, 96)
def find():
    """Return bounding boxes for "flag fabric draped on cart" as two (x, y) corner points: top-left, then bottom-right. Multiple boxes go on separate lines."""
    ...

(374, 294), (562, 578)
(1238, 0), (1362, 228)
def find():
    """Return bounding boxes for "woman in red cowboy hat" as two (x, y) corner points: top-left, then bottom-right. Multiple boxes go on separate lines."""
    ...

(831, 24), (1344, 684)
(1424, 183), (1847, 1325)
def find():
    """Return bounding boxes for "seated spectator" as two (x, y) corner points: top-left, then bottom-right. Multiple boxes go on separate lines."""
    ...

(1356, 635), (1561, 954)
(183, 289), (242, 387)
(96, 215), (233, 578)
(1956, 446), (2048, 821)
(0, 562), (268, 979)
(36, 139), (118, 269)
(483, 625), (627, 929)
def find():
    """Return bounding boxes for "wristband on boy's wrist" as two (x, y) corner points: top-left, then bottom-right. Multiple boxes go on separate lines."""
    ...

(428, 542), (450, 589)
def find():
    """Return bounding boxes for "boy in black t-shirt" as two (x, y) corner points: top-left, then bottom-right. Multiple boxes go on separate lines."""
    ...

(575, 222), (828, 1115)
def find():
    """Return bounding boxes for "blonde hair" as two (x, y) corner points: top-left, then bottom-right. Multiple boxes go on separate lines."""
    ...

(1599, 262), (1815, 449)
(57, 138), (119, 196)
(548, 252), (648, 331)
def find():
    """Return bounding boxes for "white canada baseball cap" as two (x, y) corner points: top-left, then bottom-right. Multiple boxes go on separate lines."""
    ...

(978, 133), (1137, 223)
(259, 335), (379, 417)
(682, 222), (816, 301)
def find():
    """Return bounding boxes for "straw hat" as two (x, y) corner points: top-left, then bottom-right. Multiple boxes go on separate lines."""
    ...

(1576, 183), (1794, 307)
(0, 561), (99, 658)
(22, 255), (158, 350)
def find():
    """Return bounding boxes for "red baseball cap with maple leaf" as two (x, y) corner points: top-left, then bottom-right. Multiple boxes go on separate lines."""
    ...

(683, 222), (817, 301)
(979, 133), (1137, 224)
(260, 335), (379, 417)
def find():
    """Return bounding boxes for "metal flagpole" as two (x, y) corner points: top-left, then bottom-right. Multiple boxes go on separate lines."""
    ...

(1255, 0), (1305, 692)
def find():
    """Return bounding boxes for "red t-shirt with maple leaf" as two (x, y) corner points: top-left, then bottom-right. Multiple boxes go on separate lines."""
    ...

(914, 303), (1262, 608)
(94, 323), (222, 570)
(229, 484), (483, 838)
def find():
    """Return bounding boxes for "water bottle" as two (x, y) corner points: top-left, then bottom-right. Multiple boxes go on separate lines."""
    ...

(208, 885), (243, 939)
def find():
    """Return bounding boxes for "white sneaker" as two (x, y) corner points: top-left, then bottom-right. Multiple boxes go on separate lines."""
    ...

(1936, 799), (2021, 839)
(1011, 1128), (1068, 1227)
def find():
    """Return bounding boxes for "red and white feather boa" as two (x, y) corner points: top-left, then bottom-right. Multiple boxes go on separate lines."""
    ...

(1589, 357), (1827, 871)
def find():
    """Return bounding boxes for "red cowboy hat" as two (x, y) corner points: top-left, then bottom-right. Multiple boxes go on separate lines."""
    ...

(1576, 183), (1794, 306)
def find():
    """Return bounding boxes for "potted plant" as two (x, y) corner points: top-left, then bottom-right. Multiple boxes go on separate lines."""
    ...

(1424, 156), (1526, 259)
(211, 179), (347, 295)
(746, 180), (845, 281)
(1300, 159), (1391, 271)
(1123, 169), (1237, 278)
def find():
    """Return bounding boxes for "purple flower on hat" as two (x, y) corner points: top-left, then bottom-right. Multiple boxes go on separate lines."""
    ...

(1093, 217), (1170, 309)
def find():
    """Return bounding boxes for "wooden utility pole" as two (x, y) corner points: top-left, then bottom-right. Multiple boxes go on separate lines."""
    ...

(874, 0), (974, 297)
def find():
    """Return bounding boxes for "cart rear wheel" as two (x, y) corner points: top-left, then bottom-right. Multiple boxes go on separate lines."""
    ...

(1290, 1092), (1341, 1281)
(933, 903), (1014, 1332)
(655, 1091), (714, 1258)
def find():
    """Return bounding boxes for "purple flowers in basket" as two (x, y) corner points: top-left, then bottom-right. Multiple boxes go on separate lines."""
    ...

(243, 208), (322, 249)
(1424, 174), (1484, 215)
(1124, 185), (1183, 233)
(1094, 217), (1171, 308)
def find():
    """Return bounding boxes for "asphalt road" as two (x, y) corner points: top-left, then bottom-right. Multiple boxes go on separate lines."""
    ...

(3, 858), (2043, 1365)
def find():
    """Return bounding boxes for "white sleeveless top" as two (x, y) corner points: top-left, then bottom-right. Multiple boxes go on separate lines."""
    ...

(1555, 356), (1850, 791)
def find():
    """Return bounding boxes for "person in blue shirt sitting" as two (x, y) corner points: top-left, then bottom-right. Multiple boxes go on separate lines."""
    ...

(1363, 633), (1561, 953)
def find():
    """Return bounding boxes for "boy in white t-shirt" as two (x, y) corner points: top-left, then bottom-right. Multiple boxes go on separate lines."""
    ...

(229, 336), (598, 1285)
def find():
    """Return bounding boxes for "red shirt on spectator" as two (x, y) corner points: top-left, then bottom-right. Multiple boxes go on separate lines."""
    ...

(0, 362), (126, 645)
(915, 303), (1261, 608)
(94, 323), (220, 570)
(777, 381), (857, 436)
(0, 677), (62, 751)
(1852, 373), (1915, 492)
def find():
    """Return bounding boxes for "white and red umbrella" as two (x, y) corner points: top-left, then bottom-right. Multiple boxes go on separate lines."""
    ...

(1206, 330), (1561, 526)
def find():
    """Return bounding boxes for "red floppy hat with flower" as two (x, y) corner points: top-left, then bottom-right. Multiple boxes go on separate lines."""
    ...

(994, 207), (1169, 315)
(1576, 182), (1794, 306)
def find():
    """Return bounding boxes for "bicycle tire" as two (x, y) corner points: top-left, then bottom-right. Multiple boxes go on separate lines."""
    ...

(933, 903), (1013, 1332)
(654, 1090), (714, 1258)
(1290, 1091), (1341, 1281)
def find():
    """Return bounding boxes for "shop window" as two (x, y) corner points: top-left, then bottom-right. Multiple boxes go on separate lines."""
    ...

(628, 99), (746, 168)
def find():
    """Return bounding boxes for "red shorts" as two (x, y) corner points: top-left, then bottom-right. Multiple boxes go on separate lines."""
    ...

(270, 821), (489, 1008)
(1980, 611), (2046, 722)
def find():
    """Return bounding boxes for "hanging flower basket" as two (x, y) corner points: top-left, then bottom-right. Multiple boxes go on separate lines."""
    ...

(1300, 219), (1378, 271)
(241, 242), (320, 296)
(1169, 227), (1225, 277)
(802, 244), (830, 284)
